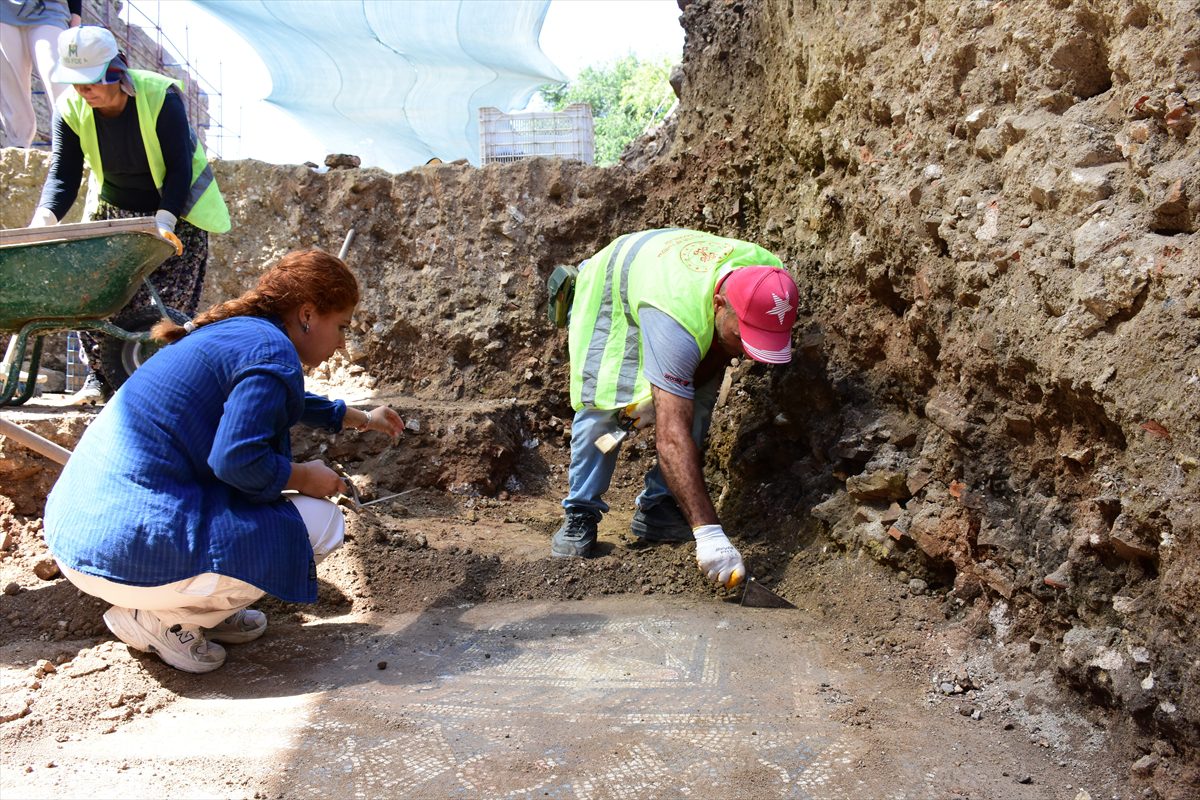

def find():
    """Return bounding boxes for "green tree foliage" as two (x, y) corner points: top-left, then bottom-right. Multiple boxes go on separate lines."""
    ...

(540, 54), (676, 167)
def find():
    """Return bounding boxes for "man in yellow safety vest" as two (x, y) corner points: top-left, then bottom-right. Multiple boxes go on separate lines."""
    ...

(552, 228), (800, 590)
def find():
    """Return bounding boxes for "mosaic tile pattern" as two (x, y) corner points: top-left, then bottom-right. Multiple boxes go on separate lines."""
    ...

(280, 610), (840, 798)
(7, 600), (1087, 799)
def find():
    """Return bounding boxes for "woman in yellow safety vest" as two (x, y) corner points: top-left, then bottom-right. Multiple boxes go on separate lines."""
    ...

(29, 25), (230, 404)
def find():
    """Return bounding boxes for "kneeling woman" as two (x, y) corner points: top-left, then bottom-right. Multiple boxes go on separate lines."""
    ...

(44, 249), (403, 673)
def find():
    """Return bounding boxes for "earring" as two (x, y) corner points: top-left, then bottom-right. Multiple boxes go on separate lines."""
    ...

(301, 321), (310, 333)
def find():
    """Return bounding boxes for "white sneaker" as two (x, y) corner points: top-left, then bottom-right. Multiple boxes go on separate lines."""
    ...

(204, 609), (267, 644)
(66, 374), (107, 406)
(102, 607), (226, 673)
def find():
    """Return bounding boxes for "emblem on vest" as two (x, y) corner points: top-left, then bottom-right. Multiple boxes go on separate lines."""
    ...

(679, 238), (735, 274)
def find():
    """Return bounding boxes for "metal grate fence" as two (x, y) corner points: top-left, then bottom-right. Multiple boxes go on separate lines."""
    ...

(479, 104), (594, 166)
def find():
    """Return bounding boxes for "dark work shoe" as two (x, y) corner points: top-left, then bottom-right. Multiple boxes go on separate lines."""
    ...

(551, 509), (599, 558)
(630, 498), (693, 543)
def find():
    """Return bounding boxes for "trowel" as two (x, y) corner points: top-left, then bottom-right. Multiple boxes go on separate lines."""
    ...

(336, 483), (414, 510)
(738, 576), (796, 609)
(334, 469), (414, 510)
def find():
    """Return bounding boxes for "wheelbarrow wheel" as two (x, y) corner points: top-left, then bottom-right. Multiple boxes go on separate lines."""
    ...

(98, 306), (190, 390)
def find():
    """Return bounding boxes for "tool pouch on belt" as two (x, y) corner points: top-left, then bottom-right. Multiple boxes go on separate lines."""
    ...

(546, 263), (579, 328)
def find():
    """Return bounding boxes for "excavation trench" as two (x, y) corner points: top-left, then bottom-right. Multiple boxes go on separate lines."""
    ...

(3, 0), (1200, 796)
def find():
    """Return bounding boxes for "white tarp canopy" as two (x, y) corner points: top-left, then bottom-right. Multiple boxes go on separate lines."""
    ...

(198, 0), (565, 171)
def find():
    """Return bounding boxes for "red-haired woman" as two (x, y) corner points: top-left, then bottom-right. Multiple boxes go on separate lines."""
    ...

(42, 249), (403, 674)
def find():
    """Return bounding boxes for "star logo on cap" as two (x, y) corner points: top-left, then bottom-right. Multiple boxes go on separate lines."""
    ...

(767, 291), (792, 325)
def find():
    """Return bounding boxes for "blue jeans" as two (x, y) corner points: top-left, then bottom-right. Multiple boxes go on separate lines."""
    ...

(563, 375), (720, 516)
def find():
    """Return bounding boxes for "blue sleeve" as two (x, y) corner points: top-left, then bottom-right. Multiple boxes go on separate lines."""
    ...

(154, 90), (193, 219)
(208, 369), (295, 503)
(301, 393), (347, 431)
(38, 111), (84, 221)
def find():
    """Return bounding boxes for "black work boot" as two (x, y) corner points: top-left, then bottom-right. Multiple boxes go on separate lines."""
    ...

(630, 498), (693, 543)
(551, 509), (600, 557)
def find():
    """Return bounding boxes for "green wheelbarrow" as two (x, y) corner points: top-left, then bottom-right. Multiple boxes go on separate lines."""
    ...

(0, 217), (185, 406)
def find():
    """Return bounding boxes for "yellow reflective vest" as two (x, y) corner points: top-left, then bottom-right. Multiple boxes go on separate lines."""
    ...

(58, 69), (231, 233)
(568, 229), (783, 410)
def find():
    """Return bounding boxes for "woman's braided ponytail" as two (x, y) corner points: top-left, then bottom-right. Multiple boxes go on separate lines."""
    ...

(152, 249), (360, 343)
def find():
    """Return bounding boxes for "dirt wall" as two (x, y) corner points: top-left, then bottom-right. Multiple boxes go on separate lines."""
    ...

(656, 0), (1200, 779)
(201, 156), (646, 409)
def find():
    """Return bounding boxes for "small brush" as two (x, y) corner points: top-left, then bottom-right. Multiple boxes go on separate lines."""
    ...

(594, 416), (636, 454)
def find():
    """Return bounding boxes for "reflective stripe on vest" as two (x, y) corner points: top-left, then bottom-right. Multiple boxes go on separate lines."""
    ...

(569, 229), (785, 411)
(612, 229), (679, 406)
(182, 125), (218, 218)
(577, 233), (630, 407)
(575, 229), (685, 409)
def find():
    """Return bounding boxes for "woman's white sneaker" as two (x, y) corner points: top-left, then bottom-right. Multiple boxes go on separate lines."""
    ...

(204, 609), (267, 644)
(102, 607), (226, 673)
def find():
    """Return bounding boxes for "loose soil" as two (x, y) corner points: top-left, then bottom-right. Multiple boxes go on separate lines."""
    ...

(0, 395), (1166, 799)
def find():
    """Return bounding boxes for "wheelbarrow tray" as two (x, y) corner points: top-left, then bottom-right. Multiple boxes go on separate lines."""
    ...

(0, 217), (175, 332)
(1, 218), (177, 406)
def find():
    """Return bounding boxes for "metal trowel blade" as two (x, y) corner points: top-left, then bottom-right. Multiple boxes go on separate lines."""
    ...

(740, 578), (796, 609)
(357, 488), (418, 507)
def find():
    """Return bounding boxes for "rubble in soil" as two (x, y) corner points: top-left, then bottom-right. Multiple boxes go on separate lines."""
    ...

(2, 0), (1199, 796)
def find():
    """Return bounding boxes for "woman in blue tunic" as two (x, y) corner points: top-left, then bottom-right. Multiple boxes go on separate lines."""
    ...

(43, 248), (404, 673)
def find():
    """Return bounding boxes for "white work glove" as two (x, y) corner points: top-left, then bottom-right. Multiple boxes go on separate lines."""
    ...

(624, 397), (656, 430)
(693, 524), (745, 589)
(155, 209), (183, 256)
(29, 207), (57, 228)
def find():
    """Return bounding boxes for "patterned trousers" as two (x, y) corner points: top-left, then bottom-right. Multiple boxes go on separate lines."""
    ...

(80, 201), (209, 387)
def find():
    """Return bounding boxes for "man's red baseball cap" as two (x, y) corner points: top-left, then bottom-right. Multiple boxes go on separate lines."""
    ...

(717, 266), (799, 364)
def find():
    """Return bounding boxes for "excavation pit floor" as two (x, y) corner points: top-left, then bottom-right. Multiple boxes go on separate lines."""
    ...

(0, 402), (1141, 798)
(3, 595), (1123, 799)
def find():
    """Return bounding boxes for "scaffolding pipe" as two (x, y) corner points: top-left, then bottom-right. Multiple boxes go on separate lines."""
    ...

(0, 417), (71, 466)
(338, 228), (357, 261)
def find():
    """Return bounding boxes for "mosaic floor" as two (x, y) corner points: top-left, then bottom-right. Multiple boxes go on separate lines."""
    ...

(292, 609), (845, 799)
(4, 597), (1085, 799)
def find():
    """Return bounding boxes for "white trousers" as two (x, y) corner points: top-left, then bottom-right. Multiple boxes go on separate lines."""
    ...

(0, 22), (67, 148)
(57, 496), (345, 628)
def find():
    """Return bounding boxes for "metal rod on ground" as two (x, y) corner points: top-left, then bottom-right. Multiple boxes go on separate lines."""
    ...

(0, 417), (71, 465)
(338, 228), (356, 260)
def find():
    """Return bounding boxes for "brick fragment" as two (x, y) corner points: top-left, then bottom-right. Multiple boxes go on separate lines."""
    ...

(1043, 562), (1071, 590)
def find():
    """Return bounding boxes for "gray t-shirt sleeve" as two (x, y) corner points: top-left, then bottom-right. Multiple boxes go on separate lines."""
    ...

(640, 306), (701, 400)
